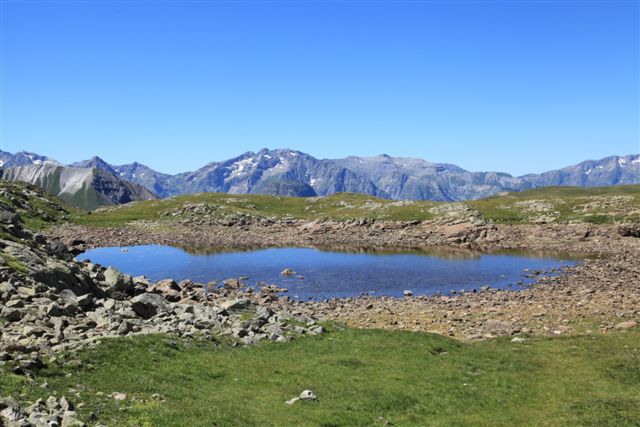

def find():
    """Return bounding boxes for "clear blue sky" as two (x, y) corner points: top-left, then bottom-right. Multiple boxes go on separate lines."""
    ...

(1, 1), (638, 175)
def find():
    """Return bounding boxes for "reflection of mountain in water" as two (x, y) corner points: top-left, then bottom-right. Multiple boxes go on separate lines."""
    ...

(177, 244), (579, 261)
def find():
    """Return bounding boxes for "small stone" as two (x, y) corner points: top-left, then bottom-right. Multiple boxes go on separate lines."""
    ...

(511, 337), (526, 343)
(112, 392), (127, 401)
(614, 320), (637, 330)
(299, 390), (317, 401)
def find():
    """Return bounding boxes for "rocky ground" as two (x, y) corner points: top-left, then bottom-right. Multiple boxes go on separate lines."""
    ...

(49, 216), (640, 341)
(0, 200), (322, 426)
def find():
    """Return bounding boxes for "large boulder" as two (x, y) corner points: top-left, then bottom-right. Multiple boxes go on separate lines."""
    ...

(102, 267), (134, 298)
(131, 293), (171, 319)
(149, 279), (181, 302)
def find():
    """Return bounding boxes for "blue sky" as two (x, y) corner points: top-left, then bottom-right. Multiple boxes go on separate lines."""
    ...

(1, 1), (638, 175)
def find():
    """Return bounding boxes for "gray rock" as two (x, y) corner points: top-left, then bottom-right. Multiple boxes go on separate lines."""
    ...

(76, 293), (94, 309)
(102, 267), (133, 297)
(1, 306), (23, 322)
(46, 396), (61, 411)
(62, 411), (85, 426)
(131, 293), (171, 319)
(221, 298), (250, 311)
(59, 396), (74, 412)
(0, 281), (16, 299)
(5, 299), (25, 309)
(0, 211), (20, 225)
(46, 303), (66, 317)
(0, 397), (24, 422)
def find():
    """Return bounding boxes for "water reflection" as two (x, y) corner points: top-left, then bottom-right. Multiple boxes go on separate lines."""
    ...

(78, 245), (580, 300)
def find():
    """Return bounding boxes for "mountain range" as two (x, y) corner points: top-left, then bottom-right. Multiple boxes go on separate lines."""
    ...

(1, 149), (639, 210)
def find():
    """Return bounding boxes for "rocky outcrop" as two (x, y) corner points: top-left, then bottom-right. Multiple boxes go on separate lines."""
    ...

(0, 395), (84, 427)
(0, 185), (323, 426)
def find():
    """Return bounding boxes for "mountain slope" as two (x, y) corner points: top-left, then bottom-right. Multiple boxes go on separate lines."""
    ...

(0, 163), (157, 210)
(69, 156), (117, 175)
(6, 149), (640, 202)
(0, 150), (59, 168)
(170, 149), (385, 198)
(333, 155), (532, 200)
(521, 154), (640, 187)
(70, 150), (640, 201)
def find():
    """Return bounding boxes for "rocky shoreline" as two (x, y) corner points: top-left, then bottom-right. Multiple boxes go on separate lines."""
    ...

(49, 219), (640, 340)
(0, 204), (323, 426)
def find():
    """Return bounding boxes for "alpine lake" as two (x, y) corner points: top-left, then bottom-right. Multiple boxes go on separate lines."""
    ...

(77, 245), (581, 300)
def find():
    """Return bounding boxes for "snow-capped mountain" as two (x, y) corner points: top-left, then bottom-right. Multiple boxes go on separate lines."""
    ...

(0, 150), (59, 168)
(2, 149), (639, 203)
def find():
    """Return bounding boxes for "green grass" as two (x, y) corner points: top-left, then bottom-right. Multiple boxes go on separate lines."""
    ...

(70, 185), (640, 227)
(0, 181), (77, 230)
(0, 179), (636, 228)
(71, 192), (440, 227)
(469, 185), (640, 224)
(0, 253), (28, 274)
(1, 328), (638, 426)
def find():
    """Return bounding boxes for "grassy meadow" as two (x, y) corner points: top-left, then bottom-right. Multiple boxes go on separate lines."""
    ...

(1, 327), (639, 426)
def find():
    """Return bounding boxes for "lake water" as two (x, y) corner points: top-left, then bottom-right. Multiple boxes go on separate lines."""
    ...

(77, 245), (579, 300)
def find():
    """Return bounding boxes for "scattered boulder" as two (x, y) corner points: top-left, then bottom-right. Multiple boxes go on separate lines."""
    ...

(149, 279), (181, 302)
(102, 267), (134, 297)
(131, 293), (171, 319)
(0, 306), (23, 322)
(221, 298), (250, 311)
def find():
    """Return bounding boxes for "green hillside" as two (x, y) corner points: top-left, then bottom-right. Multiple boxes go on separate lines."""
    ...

(71, 184), (640, 228)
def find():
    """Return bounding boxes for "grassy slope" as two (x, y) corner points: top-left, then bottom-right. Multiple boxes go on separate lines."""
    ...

(0, 181), (77, 231)
(1, 328), (638, 426)
(469, 185), (640, 224)
(72, 184), (640, 227)
(73, 192), (440, 227)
